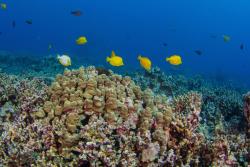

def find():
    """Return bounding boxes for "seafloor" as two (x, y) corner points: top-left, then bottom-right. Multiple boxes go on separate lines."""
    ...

(0, 51), (249, 166)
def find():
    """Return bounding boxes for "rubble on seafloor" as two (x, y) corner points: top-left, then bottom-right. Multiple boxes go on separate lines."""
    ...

(0, 66), (249, 166)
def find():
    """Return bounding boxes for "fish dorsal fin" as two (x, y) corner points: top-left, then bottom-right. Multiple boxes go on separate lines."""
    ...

(111, 51), (116, 57)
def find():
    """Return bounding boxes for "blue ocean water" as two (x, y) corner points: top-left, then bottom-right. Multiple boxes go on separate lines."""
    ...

(1, 0), (250, 86)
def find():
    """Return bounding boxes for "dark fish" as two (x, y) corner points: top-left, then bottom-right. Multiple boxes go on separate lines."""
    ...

(12, 21), (16, 28)
(163, 43), (168, 47)
(240, 43), (244, 50)
(194, 50), (202, 55)
(25, 20), (32, 24)
(71, 10), (82, 16)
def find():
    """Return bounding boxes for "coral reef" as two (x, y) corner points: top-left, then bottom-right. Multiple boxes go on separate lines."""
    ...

(31, 66), (178, 166)
(0, 66), (249, 166)
(244, 92), (250, 129)
(131, 67), (246, 139)
(0, 72), (48, 166)
(0, 72), (48, 120)
(243, 92), (250, 164)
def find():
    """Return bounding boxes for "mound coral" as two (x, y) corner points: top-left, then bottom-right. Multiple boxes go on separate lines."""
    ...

(32, 66), (177, 166)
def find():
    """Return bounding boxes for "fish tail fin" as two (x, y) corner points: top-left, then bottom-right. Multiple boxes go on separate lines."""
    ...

(57, 54), (60, 59)
(166, 57), (170, 62)
(106, 57), (110, 62)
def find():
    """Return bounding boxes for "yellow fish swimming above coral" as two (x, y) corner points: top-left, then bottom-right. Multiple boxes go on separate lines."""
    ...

(57, 54), (71, 67)
(138, 55), (151, 71)
(106, 51), (124, 67)
(76, 36), (87, 45)
(0, 3), (7, 10)
(166, 55), (182, 65)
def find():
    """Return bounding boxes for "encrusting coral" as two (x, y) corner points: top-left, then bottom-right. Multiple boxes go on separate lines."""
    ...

(0, 66), (249, 166)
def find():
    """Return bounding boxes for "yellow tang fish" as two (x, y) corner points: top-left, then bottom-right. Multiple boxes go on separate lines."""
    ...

(106, 51), (124, 67)
(166, 55), (182, 65)
(0, 3), (7, 10)
(138, 55), (151, 71)
(222, 35), (230, 42)
(76, 36), (87, 45)
(57, 54), (71, 67)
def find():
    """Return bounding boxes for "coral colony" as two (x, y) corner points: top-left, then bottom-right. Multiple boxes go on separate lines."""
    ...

(0, 66), (249, 166)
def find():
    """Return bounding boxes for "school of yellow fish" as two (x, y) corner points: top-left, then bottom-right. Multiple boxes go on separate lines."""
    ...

(57, 49), (182, 70)
(2, 3), (234, 71)
(104, 51), (182, 70)
(55, 33), (183, 69)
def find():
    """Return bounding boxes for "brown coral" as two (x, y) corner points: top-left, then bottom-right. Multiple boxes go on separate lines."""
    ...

(30, 66), (180, 166)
